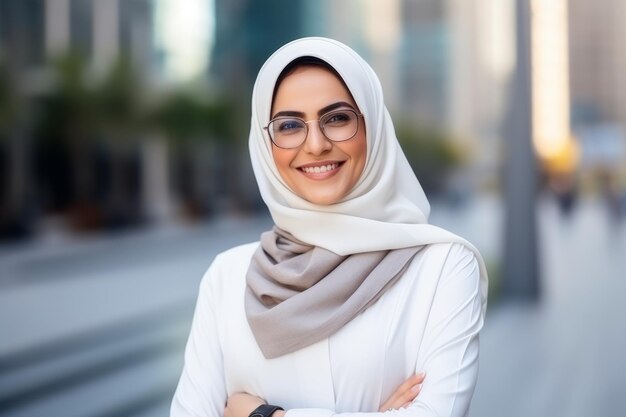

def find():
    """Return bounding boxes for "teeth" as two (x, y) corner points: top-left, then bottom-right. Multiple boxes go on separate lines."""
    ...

(302, 163), (338, 174)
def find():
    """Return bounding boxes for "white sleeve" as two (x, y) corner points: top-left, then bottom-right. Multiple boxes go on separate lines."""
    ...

(171, 265), (227, 417)
(286, 243), (485, 417)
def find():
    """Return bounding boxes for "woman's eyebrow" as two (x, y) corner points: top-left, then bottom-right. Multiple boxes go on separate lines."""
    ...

(271, 101), (356, 119)
(317, 101), (355, 116)
(272, 110), (305, 119)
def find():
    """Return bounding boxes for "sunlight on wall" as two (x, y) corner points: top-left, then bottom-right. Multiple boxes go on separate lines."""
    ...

(481, 0), (515, 81)
(531, 0), (573, 163)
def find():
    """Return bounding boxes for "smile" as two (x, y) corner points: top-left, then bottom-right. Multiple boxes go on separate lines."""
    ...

(301, 163), (338, 174)
(297, 161), (344, 179)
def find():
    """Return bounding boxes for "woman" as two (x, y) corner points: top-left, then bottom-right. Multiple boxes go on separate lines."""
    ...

(171, 37), (488, 417)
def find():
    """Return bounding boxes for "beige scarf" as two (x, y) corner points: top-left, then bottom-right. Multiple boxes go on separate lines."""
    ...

(245, 228), (422, 359)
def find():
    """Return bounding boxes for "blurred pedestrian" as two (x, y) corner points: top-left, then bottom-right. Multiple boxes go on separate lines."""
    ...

(598, 169), (624, 225)
(548, 172), (578, 218)
(171, 37), (488, 417)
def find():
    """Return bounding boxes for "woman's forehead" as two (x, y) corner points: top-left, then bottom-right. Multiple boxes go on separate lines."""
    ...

(272, 66), (358, 114)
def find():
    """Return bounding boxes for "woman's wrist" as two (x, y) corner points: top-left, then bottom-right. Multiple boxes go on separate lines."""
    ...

(247, 403), (285, 417)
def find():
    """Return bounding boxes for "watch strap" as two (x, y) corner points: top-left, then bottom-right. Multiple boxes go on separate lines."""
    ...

(249, 404), (284, 417)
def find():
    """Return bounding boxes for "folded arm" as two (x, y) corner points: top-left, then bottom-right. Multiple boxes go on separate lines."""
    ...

(225, 373), (426, 417)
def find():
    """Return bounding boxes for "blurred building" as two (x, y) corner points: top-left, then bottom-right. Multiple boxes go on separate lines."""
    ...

(0, 0), (45, 67)
(568, 0), (626, 172)
(0, 0), (154, 111)
(0, 0), (157, 238)
(568, 0), (626, 128)
(399, 0), (448, 127)
(211, 0), (313, 99)
(0, 0), (153, 81)
(397, 0), (515, 189)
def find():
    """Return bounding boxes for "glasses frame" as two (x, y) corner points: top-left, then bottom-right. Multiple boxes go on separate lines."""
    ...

(264, 108), (364, 149)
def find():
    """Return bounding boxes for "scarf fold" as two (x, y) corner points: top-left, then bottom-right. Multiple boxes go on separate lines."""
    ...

(246, 227), (422, 359)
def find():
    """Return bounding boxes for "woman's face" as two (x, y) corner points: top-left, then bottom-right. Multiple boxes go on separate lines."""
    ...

(270, 65), (367, 205)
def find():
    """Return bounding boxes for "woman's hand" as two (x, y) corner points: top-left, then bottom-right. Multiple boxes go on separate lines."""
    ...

(225, 393), (287, 417)
(225, 393), (265, 417)
(378, 373), (425, 412)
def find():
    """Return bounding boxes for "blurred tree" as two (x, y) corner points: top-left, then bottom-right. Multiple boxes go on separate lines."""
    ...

(152, 92), (237, 143)
(34, 52), (249, 229)
(37, 55), (147, 230)
(95, 57), (144, 135)
(39, 54), (96, 138)
(36, 53), (102, 229)
(0, 0), (41, 239)
(0, 63), (15, 134)
(0, 62), (18, 237)
(0, 55), (36, 239)
(152, 91), (242, 217)
(395, 120), (465, 196)
(92, 56), (145, 229)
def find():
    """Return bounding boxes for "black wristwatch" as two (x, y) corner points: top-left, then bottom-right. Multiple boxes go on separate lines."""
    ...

(249, 404), (284, 417)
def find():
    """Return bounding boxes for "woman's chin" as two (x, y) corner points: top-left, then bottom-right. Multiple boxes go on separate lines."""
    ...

(300, 188), (346, 206)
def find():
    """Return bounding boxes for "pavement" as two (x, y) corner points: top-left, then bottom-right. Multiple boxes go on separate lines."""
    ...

(470, 196), (626, 417)
(0, 194), (624, 417)
(0, 215), (274, 417)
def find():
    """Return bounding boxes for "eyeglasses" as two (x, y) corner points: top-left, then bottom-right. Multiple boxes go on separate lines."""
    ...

(264, 109), (363, 149)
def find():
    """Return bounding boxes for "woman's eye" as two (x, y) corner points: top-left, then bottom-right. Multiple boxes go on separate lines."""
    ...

(324, 112), (352, 126)
(278, 120), (304, 134)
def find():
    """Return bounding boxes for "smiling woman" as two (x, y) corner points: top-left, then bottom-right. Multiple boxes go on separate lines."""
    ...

(171, 37), (488, 417)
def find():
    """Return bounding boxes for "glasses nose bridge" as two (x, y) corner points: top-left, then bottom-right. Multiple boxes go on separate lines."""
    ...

(303, 118), (322, 127)
(301, 117), (330, 152)
(303, 117), (326, 138)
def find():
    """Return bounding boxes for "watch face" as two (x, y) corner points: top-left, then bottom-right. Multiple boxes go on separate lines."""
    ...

(250, 413), (264, 417)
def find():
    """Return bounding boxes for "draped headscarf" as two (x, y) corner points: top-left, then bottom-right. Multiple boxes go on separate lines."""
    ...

(246, 37), (488, 359)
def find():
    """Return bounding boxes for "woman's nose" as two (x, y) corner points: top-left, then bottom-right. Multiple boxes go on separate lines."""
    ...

(302, 122), (332, 155)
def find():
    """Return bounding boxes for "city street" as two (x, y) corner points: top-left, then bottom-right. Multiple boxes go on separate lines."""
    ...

(0, 195), (624, 417)
(1, 1), (623, 417)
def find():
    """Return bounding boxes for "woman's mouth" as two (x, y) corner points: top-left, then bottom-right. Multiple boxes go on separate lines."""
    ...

(298, 161), (344, 179)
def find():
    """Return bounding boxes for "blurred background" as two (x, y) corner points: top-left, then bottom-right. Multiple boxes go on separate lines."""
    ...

(0, 0), (625, 416)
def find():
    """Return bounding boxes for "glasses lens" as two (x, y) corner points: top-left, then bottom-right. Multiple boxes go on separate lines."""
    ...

(320, 110), (358, 141)
(268, 118), (306, 148)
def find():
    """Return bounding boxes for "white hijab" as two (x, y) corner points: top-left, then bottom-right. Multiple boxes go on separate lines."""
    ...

(248, 37), (487, 306)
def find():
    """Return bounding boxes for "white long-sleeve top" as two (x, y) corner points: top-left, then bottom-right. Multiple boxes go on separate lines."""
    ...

(171, 241), (484, 417)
